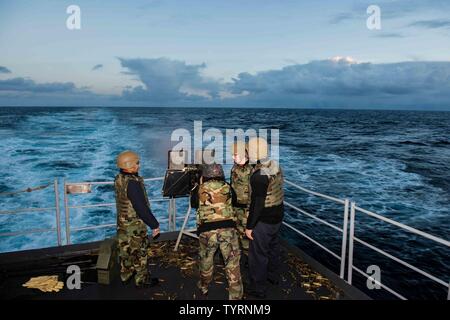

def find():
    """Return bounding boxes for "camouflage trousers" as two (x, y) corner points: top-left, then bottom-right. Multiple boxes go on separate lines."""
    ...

(117, 231), (149, 285)
(198, 228), (243, 300)
(234, 207), (249, 254)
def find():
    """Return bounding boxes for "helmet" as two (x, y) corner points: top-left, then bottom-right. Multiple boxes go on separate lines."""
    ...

(230, 140), (248, 158)
(248, 137), (268, 162)
(116, 150), (140, 169)
(201, 164), (225, 180)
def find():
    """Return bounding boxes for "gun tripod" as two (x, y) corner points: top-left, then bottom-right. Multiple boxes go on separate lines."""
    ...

(174, 193), (198, 252)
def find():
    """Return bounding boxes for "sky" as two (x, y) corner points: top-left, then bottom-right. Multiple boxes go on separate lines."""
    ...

(1, 0), (450, 109)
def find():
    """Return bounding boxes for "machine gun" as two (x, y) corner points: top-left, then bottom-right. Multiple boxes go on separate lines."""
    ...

(162, 149), (216, 208)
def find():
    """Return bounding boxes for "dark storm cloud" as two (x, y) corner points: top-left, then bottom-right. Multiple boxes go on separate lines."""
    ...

(0, 66), (12, 74)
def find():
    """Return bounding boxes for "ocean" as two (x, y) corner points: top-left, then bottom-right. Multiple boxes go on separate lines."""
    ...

(0, 107), (449, 299)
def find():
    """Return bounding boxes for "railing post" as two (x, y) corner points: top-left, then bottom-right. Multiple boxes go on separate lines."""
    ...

(447, 281), (450, 300)
(63, 179), (71, 245)
(339, 199), (350, 279)
(168, 198), (173, 232)
(174, 197), (192, 252)
(172, 198), (177, 231)
(347, 201), (356, 284)
(54, 179), (62, 246)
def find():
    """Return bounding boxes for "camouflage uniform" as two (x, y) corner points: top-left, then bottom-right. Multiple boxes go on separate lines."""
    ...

(114, 173), (150, 285)
(197, 179), (243, 300)
(230, 162), (253, 254)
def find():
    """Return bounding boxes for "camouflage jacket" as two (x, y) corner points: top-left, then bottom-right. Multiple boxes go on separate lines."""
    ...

(197, 179), (234, 226)
(230, 162), (253, 206)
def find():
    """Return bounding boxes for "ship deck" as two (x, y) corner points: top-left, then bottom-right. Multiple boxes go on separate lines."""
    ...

(0, 232), (368, 300)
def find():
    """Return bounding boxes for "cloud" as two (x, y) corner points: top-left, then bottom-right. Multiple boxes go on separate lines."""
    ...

(385, 0), (450, 16)
(372, 32), (405, 38)
(331, 0), (450, 24)
(329, 12), (357, 25)
(0, 77), (77, 93)
(91, 64), (103, 71)
(137, 0), (163, 10)
(118, 57), (223, 104)
(2, 57), (450, 110)
(226, 58), (450, 109)
(0, 58), (224, 107)
(0, 77), (118, 106)
(408, 19), (450, 29)
(0, 66), (11, 74)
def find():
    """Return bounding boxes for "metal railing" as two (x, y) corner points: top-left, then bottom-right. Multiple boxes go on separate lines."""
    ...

(0, 179), (62, 246)
(63, 176), (184, 245)
(283, 179), (450, 300)
(0, 177), (183, 247)
(283, 180), (349, 280)
(0, 176), (449, 299)
(347, 203), (450, 300)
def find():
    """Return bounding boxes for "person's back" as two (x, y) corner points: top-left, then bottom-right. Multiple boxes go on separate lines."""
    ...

(230, 143), (253, 256)
(196, 164), (243, 300)
(197, 179), (234, 225)
(245, 138), (285, 299)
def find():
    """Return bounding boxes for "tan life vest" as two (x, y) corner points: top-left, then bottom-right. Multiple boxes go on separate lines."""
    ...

(250, 160), (284, 208)
(114, 173), (148, 234)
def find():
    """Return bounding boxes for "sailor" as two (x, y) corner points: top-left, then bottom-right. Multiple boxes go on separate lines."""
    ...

(245, 137), (284, 299)
(196, 163), (243, 300)
(114, 150), (160, 287)
(230, 141), (253, 258)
